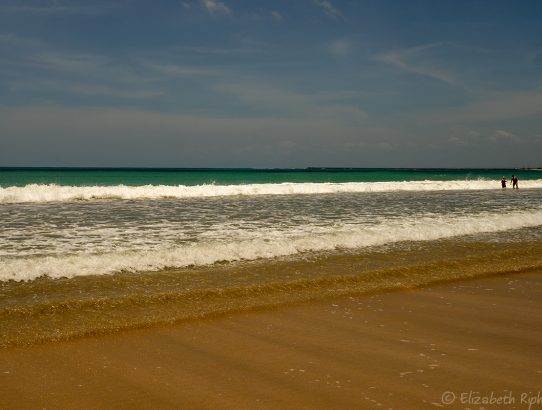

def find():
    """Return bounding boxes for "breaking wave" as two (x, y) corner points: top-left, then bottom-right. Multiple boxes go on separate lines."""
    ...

(1, 180), (541, 203)
(2, 208), (542, 282)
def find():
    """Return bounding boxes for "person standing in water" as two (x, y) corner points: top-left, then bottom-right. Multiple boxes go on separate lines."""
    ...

(501, 176), (507, 189)
(511, 175), (519, 189)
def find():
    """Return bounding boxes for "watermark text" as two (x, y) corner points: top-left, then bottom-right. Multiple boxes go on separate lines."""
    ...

(440, 390), (542, 409)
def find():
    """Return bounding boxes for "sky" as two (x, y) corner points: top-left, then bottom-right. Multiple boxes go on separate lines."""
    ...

(1, 0), (542, 168)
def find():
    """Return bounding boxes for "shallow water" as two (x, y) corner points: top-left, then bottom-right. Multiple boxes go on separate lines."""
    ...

(1, 234), (542, 347)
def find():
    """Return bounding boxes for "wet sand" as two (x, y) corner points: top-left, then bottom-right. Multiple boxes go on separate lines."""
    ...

(1, 271), (542, 409)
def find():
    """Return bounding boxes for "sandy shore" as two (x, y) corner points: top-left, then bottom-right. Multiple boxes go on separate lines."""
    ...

(1, 271), (542, 409)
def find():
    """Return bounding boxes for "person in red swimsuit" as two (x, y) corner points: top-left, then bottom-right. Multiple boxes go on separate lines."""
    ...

(501, 176), (506, 189)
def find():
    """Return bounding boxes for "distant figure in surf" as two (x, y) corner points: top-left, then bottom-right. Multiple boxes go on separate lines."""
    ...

(511, 175), (519, 189)
(501, 177), (507, 189)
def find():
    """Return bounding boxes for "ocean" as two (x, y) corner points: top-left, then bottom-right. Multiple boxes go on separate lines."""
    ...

(1, 168), (542, 347)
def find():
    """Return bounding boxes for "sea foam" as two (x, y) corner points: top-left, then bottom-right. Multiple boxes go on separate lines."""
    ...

(1, 179), (542, 203)
(2, 209), (541, 282)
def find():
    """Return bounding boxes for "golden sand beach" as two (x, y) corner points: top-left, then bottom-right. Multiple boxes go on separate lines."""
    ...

(1, 271), (541, 409)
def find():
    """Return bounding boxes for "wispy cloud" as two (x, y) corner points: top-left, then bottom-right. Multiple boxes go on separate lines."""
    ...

(164, 44), (257, 56)
(17, 51), (157, 86)
(0, 36), (233, 105)
(30, 52), (110, 73)
(376, 44), (462, 86)
(0, 33), (43, 48)
(11, 78), (163, 99)
(200, 0), (231, 15)
(142, 62), (219, 77)
(271, 10), (284, 22)
(314, 0), (345, 21)
(488, 129), (520, 143)
(0, 45), (166, 101)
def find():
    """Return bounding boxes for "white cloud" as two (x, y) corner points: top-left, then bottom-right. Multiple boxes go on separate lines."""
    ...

(314, 0), (345, 20)
(489, 129), (519, 143)
(200, 0), (231, 15)
(376, 44), (462, 86)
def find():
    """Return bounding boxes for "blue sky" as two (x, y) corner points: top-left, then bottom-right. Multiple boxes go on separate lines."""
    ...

(1, 0), (542, 167)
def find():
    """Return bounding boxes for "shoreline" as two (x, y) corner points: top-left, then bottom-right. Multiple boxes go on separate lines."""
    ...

(3, 239), (542, 349)
(1, 271), (542, 409)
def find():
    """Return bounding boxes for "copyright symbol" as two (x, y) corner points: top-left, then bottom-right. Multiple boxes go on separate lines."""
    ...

(441, 391), (456, 405)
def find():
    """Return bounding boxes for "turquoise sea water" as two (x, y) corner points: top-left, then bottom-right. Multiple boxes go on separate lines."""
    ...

(1, 167), (541, 187)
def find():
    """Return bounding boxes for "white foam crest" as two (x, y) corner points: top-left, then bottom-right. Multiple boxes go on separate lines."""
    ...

(1, 180), (542, 203)
(2, 209), (541, 282)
